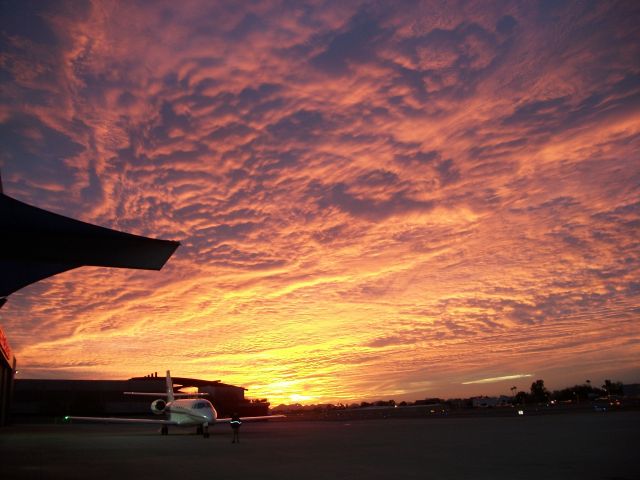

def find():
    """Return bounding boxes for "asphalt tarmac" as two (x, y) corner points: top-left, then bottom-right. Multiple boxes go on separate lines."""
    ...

(0, 411), (638, 480)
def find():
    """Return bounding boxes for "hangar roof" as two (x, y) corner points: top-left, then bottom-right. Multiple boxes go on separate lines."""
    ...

(0, 183), (179, 301)
(129, 375), (248, 391)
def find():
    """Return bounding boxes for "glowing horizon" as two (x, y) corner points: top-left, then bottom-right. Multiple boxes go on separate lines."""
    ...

(1, 1), (639, 406)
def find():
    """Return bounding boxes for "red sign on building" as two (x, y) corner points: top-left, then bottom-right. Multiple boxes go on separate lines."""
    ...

(0, 324), (13, 365)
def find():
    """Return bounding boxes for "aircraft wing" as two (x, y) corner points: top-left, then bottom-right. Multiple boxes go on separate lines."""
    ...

(65, 416), (174, 425)
(216, 415), (285, 423)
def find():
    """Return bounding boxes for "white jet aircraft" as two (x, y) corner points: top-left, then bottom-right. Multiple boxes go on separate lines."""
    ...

(66, 370), (283, 438)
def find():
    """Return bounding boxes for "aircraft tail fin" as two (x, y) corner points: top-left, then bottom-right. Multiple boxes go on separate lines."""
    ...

(124, 392), (208, 397)
(166, 370), (174, 402)
(123, 370), (208, 398)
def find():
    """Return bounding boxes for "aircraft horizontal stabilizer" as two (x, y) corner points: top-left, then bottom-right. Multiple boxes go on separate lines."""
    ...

(123, 392), (209, 397)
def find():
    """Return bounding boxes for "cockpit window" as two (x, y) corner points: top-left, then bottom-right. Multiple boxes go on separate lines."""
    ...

(194, 402), (208, 409)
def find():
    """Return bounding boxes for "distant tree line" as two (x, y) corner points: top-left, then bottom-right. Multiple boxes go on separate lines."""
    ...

(273, 379), (627, 413)
(512, 379), (624, 405)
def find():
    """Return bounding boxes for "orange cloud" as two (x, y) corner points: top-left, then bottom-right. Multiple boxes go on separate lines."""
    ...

(1, 1), (639, 404)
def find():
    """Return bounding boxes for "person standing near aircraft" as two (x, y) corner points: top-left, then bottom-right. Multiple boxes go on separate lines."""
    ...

(230, 412), (242, 443)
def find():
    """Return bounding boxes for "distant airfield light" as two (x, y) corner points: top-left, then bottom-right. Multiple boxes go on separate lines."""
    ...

(517, 410), (524, 416)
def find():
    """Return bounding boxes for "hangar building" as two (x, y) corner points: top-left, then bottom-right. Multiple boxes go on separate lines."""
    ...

(11, 374), (269, 421)
(0, 174), (179, 425)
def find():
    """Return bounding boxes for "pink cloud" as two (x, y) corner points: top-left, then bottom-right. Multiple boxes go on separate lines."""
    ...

(1, 0), (639, 404)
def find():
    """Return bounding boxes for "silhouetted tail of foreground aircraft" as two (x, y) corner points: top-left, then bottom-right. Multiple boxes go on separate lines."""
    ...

(65, 371), (284, 438)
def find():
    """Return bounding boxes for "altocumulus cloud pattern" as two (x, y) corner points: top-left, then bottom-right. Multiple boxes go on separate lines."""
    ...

(0, 0), (639, 403)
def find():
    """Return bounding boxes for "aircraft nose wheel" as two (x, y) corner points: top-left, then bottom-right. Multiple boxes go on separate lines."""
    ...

(203, 423), (209, 438)
(161, 425), (168, 436)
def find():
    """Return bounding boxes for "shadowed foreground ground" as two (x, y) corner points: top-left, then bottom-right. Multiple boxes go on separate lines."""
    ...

(0, 412), (637, 479)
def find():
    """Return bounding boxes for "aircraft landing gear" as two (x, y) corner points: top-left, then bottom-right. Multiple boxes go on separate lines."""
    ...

(196, 425), (203, 435)
(203, 423), (209, 439)
(161, 425), (168, 436)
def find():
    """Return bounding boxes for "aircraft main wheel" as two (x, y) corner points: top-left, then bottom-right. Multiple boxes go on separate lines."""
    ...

(161, 425), (168, 436)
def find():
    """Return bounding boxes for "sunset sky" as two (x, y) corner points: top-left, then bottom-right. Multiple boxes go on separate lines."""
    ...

(1, 1), (639, 405)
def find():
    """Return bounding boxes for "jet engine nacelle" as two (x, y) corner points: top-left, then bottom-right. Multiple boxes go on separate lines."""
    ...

(151, 399), (167, 415)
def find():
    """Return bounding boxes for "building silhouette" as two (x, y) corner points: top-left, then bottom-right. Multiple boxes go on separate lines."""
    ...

(12, 374), (269, 421)
(0, 173), (179, 425)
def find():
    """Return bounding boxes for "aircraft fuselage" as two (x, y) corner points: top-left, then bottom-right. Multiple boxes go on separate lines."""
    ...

(165, 399), (217, 426)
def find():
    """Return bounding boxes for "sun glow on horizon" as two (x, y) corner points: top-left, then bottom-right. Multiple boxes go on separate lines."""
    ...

(289, 394), (315, 403)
